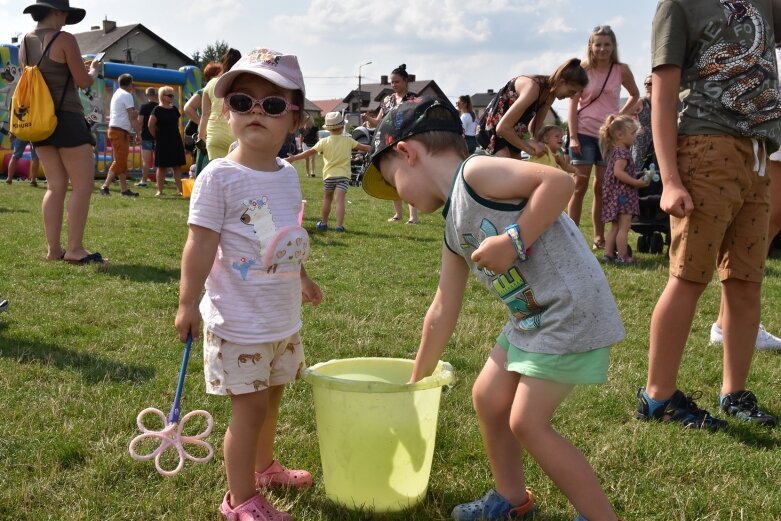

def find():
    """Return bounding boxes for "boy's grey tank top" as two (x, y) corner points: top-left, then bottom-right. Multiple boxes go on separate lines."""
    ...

(442, 158), (625, 355)
(23, 30), (84, 115)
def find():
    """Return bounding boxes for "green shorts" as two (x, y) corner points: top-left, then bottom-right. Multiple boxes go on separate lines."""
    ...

(497, 332), (610, 385)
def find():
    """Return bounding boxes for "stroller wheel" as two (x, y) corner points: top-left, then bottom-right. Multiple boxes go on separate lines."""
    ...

(637, 234), (649, 253)
(650, 232), (664, 254)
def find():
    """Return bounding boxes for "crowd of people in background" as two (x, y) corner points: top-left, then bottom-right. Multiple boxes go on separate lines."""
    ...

(6, 1), (781, 520)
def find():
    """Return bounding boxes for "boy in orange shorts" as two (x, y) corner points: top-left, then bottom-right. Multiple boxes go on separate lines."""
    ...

(636, 0), (779, 429)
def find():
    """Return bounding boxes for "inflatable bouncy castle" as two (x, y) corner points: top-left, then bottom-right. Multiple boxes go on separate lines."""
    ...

(1, 43), (202, 179)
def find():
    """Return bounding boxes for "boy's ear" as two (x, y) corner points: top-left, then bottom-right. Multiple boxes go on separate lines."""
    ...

(395, 140), (419, 165)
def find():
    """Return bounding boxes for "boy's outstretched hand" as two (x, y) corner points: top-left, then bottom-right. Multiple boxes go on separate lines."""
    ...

(471, 234), (517, 274)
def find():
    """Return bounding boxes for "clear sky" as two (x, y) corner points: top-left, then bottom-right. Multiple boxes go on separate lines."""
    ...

(3, 0), (659, 115)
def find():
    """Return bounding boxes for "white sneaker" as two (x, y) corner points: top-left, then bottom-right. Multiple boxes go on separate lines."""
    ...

(709, 322), (781, 350)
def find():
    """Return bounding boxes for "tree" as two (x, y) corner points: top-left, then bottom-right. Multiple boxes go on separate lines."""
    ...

(192, 40), (230, 70)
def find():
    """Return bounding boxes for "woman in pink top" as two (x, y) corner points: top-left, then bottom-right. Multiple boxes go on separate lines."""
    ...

(568, 25), (639, 250)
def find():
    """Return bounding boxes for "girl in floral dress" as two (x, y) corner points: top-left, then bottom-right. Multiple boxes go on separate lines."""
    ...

(599, 114), (648, 264)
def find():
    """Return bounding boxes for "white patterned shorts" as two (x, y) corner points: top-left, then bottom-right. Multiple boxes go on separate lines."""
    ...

(203, 330), (306, 396)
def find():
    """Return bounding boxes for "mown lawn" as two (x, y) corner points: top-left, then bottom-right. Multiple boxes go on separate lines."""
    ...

(1, 160), (780, 521)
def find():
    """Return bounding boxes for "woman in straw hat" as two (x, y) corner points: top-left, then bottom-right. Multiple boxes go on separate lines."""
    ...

(20, 0), (105, 264)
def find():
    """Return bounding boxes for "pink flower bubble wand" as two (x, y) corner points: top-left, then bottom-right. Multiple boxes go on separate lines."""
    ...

(129, 333), (214, 476)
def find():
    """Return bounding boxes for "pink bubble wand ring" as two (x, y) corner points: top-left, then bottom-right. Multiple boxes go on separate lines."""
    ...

(129, 334), (214, 476)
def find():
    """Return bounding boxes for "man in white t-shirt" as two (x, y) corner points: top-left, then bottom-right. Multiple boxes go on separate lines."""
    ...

(100, 73), (141, 197)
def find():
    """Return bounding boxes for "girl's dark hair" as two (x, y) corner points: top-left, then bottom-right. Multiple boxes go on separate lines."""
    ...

(458, 95), (476, 120)
(221, 48), (242, 72)
(391, 63), (409, 81)
(549, 58), (589, 89)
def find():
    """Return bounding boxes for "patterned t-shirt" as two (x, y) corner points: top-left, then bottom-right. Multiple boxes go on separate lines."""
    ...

(653, 0), (781, 150)
(189, 157), (307, 344)
(442, 158), (625, 355)
(378, 91), (418, 119)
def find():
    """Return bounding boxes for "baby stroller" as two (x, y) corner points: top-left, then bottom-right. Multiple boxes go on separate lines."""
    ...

(631, 151), (670, 255)
(350, 126), (373, 186)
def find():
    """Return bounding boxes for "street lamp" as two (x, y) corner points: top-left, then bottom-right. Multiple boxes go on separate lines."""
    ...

(357, 61), (372, 112)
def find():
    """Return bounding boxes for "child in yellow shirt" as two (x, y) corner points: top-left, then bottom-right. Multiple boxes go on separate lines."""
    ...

(529, 125), (578, 176)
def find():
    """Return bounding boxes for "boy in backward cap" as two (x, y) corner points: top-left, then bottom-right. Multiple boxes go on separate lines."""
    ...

(363, 96), (625, 521)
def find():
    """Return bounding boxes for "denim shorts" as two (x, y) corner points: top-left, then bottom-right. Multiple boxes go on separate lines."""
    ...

(11, 137), (37, 159)
(141, 139), (155, 151)
(570, 133), (605, 166)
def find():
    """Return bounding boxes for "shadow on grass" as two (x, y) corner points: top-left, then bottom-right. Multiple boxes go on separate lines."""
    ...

(101, 263), (180, 283)
(0, 206), (30, 214)
(0, 325), (155, 384)
(309, 486), (568, 521)
(722, 421), (781, 449)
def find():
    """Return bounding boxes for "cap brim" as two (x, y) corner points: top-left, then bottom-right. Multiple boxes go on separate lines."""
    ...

(214, 69), (302, 98)
(362, 163), (399, 200)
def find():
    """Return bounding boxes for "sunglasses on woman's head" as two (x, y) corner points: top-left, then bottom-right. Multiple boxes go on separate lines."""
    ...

(593, 24), (612, 33)
(224, 93), (299, 116)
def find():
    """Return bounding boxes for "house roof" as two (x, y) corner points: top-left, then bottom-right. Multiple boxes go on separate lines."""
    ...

(470, 90), (498, 108)
(343, 80), (449, 112)
(311, 98), (347, 116)
(73, 23), (196, 66)
(303, 99), (322, 114)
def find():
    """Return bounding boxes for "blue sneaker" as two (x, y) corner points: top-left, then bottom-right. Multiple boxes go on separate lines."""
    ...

(451, 489), (535, 521)
(636, 387), (726, 430)
(720, 390), (776, 427)
(315, 221), (327, 232)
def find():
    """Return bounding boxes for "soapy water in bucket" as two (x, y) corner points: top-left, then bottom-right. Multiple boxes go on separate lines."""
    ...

(305, 358), (453, 512)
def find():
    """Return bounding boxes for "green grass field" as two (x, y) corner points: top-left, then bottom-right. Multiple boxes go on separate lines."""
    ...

(1, 161), (780, 521)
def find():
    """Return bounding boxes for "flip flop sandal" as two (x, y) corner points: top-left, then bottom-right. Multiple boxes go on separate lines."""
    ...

(66, 252), (107, 265)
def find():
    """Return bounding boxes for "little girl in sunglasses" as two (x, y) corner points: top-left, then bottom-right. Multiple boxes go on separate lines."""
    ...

(175, 48), (322, 521)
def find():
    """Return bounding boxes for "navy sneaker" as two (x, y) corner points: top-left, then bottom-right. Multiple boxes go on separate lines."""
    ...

(451, 489), (535, 521)
(636, 387), (727, 430)
(315, 221), (328, 232)
(720, 390), (777, 427)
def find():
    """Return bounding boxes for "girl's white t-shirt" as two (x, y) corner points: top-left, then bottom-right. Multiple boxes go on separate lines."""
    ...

(460, 113), (477, 136)
(188, 157), (304, 344)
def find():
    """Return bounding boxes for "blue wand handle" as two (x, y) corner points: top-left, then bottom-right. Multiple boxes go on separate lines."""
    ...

(168, 333), (193, 424)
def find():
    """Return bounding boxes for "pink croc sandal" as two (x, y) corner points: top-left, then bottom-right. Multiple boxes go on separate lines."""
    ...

(255, 459), (313, 490)
(219, 492), (292, 521)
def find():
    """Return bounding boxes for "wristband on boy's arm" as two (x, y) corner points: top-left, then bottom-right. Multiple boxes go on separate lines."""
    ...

(504, 224), (529, 262)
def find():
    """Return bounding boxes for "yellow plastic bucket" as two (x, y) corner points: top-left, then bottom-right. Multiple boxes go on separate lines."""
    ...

(304, 357), (454, 512)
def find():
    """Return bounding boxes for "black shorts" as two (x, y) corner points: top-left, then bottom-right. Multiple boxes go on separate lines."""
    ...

(33, 110), (96, 149)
